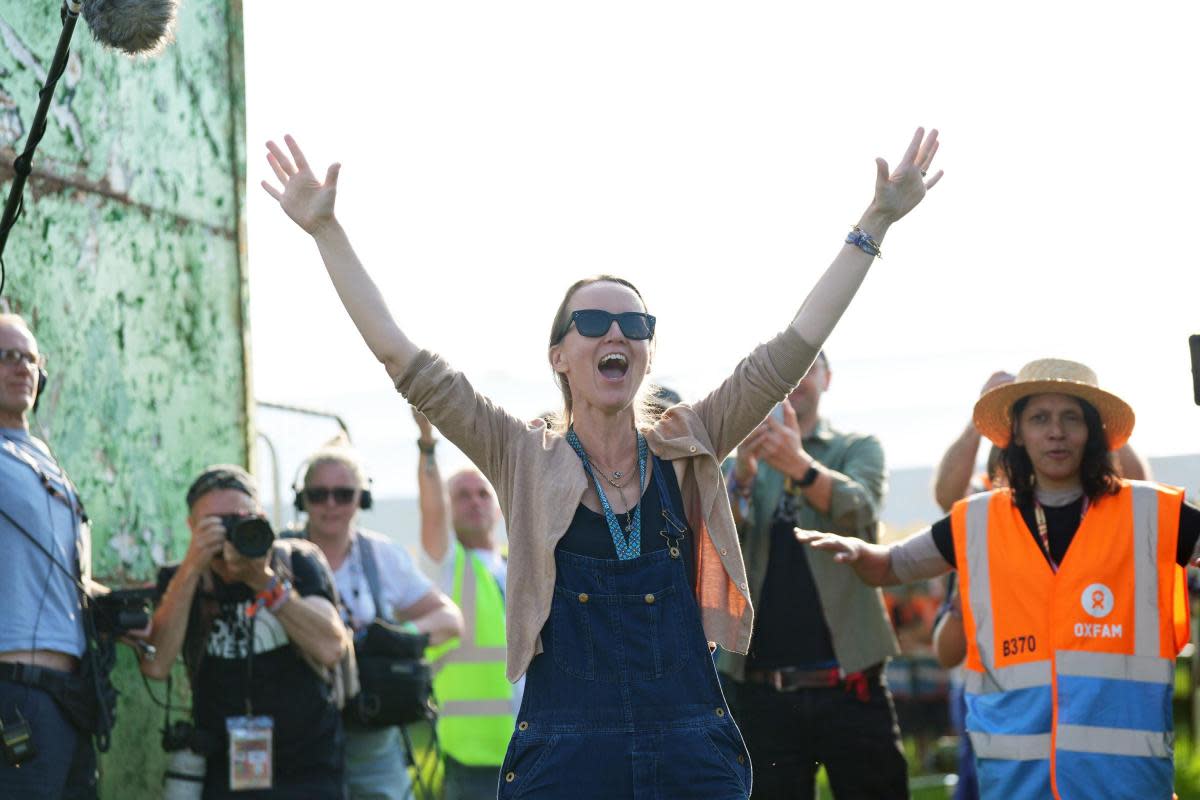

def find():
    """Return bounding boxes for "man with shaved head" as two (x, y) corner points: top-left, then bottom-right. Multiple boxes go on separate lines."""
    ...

(413, 409), (519, 799)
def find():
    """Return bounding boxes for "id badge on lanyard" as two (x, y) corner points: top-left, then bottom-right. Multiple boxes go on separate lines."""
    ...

(227, 715), (273, 791)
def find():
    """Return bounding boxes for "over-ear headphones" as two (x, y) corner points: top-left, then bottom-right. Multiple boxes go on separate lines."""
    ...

(31, 367), (47, 414)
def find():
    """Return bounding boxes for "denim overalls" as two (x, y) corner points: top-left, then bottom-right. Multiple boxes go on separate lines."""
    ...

(498, 457), (752, 799)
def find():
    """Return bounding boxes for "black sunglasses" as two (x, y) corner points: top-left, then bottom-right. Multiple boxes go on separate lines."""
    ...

(557, 310), (656, 343)
(304, 487), (358, 506)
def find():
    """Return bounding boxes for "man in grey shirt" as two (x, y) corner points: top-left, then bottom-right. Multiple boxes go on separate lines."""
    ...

(0, 314), (100, 800)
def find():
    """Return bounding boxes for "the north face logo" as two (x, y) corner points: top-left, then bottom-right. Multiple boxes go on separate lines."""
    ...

(1082, 583), (1114, 619)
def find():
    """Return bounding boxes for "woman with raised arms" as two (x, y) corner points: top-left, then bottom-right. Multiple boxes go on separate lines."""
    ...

(262, 128), (942, 799)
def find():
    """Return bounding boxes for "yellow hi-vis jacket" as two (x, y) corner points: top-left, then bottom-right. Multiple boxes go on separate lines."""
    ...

(427, 543), (513, 766)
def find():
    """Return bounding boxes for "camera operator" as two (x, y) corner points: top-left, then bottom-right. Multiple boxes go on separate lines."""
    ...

(293, 445), (462, 800)
(143, 465), (350, 799)
(0, 313), (127, 800)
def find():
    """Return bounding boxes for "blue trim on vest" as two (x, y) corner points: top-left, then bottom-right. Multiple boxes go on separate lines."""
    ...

(1057, 675), (1172, 732)
(1055, 750), (1173, 799)
(965, 686), (1052, 735)
(976, 758), (1050, 800)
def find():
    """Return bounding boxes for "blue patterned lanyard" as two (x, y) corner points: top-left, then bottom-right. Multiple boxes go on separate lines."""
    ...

(566, 427), (647, 560)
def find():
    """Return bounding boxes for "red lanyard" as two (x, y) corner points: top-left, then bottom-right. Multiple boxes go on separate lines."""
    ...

(1033, 494), (1089, 573)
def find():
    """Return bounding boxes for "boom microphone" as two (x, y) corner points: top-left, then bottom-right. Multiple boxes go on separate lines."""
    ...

(79, 0), (180, 56)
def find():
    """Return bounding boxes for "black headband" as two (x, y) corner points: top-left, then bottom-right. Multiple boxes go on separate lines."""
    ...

(186, 464), (257, 510)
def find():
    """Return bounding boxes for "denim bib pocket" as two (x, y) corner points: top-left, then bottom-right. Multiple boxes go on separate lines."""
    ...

(551, 581), (693, 683)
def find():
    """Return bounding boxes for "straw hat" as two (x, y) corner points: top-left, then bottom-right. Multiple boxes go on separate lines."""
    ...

(972, 358), (1135, 451)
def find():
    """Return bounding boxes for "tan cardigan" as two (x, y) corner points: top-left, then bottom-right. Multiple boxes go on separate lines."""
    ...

(397, 327), (818, 681)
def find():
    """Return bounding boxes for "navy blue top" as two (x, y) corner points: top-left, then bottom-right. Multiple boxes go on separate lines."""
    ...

(557, 456), (696, 588)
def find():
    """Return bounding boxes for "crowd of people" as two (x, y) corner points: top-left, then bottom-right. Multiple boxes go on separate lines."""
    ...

(1, 122), (1196, 800)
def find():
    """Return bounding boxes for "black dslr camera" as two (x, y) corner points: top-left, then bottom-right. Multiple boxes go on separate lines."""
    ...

(92, 587), (159, 637)
(219, 514), (275, 558)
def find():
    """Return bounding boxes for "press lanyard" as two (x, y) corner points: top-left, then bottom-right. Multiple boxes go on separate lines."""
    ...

(566, 428), (647, 560)
(1033, 495), (1089, 573)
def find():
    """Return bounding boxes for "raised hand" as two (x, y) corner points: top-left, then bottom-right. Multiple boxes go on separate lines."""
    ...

(870, 127), (943, 226)
(261, 134), (341, 235)
(411, 405), (435, 441)
(980, 370), (1015, 396)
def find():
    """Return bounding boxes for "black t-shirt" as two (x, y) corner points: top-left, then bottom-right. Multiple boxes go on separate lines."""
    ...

(557, 455), (696, 587)
(745, 492), (838, 670)
(156, 539), (344, 794)
(930, 495), (1200, 569)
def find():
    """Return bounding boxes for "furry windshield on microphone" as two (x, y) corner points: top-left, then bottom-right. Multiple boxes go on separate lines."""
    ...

(81, 0), (179, 56)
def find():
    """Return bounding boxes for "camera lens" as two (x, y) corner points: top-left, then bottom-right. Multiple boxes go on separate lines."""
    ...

(221, 515), (275, 558)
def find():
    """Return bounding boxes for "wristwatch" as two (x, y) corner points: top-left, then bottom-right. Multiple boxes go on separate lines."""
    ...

(787, 463), (820, 493)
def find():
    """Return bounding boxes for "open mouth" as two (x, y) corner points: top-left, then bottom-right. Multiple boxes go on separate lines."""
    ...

(598, 352), (629, 381)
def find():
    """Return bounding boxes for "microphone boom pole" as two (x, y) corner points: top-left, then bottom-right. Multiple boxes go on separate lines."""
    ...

(0, 0), (85, 293)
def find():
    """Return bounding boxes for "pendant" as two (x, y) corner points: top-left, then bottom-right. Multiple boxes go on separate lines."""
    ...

(613, 470), (624, 480)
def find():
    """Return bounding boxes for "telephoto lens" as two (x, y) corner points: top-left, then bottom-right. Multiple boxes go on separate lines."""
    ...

(220, 514), (275, 558)
(162, 748), (206, 800)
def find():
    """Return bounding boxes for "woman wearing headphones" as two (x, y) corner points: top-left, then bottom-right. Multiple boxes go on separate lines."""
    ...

(295, 445), (462, 800)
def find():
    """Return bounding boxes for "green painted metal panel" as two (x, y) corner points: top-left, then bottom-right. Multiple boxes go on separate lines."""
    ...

(0, 1), (249, 795)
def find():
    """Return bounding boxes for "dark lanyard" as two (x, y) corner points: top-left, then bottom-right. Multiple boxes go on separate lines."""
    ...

(1033, 495), (1089, 573)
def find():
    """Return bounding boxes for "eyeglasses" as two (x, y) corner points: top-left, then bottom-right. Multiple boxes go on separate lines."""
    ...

(0, 348), (42, 368)
(303, 487), (358, 505)
(557, 310), (656, 343)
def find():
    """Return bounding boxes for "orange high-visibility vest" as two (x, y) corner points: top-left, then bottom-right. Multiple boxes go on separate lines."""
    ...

(951, 481), (1189, 800)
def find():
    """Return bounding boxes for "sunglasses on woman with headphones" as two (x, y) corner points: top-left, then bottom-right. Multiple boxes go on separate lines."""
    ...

(303, 487), (358, 505)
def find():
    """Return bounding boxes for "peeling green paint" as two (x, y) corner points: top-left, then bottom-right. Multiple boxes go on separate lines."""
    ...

(0, 2), (249, 796)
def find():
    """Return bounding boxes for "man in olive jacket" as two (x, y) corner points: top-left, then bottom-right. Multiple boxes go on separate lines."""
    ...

(718, 352), (906, 799)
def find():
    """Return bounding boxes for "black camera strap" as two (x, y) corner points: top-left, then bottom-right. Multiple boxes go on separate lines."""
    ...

(1, 436), (88, 521)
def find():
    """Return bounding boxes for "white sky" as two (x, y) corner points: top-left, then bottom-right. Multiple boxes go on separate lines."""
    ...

(241, 1), (1200, 508)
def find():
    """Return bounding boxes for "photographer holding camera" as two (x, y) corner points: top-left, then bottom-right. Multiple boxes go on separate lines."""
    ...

(292, 444), (462, 800)
(143, 465), (350, 799)
(0, 313), (143, 800)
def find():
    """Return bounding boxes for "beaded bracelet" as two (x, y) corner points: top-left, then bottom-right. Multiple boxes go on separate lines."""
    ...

(248, 575), (291, 616)
(846, 225), (882, 258)
(267, 579), (293, 613)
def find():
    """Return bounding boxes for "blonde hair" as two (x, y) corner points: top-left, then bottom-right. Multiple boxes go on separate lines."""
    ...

(302, 436), (369, 489)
